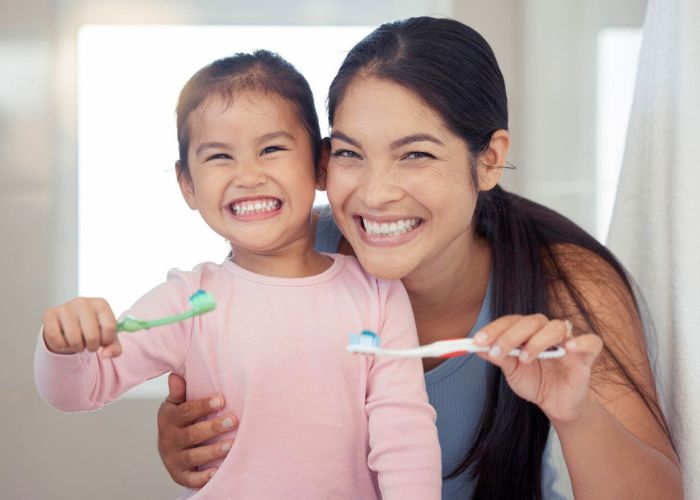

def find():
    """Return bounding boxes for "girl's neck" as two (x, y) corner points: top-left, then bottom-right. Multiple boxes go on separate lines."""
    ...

(231, 236), (332, 278)
(403, 233), (492, 346)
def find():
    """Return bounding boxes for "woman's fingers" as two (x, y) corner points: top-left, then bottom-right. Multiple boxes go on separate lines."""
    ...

(157, 376), (236, 488)
(179, 468), (219, 489)
(564, 333), (603, 367)
(177, 414), (237, 449)
(518, 319), (569, 363)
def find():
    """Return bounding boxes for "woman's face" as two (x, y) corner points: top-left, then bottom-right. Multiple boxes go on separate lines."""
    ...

(325, 77), (485, 281)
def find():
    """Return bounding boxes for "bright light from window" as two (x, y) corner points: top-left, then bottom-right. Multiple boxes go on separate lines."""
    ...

(78, 25), (373, 397)
(596, 28), (642, 242)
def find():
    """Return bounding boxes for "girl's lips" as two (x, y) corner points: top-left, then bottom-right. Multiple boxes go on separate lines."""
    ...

(353, 215), (424, 247)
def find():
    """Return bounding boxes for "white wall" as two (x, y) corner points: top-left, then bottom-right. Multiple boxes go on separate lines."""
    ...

(0, 1), (645, 498)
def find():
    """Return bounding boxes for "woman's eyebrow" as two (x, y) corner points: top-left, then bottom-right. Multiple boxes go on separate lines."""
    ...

(390, 134), (445, 149)
(330, 131), (362, 148)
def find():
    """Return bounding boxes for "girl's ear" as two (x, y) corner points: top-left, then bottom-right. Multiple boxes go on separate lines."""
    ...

(175, 160), (197, 210)
(316, 138), (331, 191)
(478, 129), (510, 191)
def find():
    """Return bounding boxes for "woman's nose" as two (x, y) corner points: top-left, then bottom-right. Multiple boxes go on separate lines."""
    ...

(359, 163), (403, 208)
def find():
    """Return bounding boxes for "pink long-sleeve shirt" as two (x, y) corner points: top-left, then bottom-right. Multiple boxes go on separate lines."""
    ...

(35, 254), (441, 499)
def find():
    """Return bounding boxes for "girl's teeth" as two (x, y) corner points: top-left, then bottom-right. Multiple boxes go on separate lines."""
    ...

(232, 199), (280, 215)
(362, 217), (420, 236)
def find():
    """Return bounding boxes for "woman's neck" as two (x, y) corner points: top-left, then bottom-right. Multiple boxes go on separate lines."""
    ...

(403, 234), (492, 346)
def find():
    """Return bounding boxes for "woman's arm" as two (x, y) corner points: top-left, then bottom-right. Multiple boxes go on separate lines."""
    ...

(548, 246), (682, 499)
(474, 244), (681, 499)
(157, 373), (237, 488)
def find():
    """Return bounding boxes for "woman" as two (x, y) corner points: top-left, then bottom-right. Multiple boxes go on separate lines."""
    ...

(156, 17), (681, 499)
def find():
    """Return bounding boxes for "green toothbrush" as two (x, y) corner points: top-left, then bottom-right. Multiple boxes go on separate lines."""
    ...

(116, 290), (216, 333)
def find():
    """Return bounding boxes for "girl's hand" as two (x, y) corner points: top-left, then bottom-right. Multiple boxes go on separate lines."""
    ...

(473, 314), (603, 423)
(158, 373), (236, 488)
(42, 297), (122, 357)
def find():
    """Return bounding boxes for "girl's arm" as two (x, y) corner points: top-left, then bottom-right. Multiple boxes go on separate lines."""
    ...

(365, 279), (441, 500)
(35, 270), (194, 411)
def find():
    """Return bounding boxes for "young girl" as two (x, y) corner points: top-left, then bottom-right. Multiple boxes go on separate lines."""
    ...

(35, 50), (441, 499)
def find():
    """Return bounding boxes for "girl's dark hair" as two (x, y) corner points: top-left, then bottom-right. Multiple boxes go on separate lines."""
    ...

(176, 49), (322, 177)
(329, 17), (673, 499)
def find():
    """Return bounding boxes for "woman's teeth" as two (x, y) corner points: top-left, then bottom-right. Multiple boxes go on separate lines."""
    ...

(362, 217), (421, 236)
(231, 199), (280, 215)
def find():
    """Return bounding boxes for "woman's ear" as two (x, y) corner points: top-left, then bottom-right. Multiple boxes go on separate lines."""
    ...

(175, 160), (197, 210)
(478, 129), (510, 191)
(316, 138), (331, 191)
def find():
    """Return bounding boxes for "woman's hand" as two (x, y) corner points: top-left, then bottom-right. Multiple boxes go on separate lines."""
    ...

(42, 297), (121, 357)
(473, 314), (603, 424)
(158, 373), (236, 488)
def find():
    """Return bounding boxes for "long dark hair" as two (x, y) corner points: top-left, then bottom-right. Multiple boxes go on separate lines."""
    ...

(328, 17), (672, 499)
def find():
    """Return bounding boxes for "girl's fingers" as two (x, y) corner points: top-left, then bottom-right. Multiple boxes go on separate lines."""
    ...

(41, 311), (70, 353)
(518, 319), (568, 363)
(96, 301), (120, 357)
(58, 307), (85, 352)
(472, 315), (523, 346)
(78, 307), (102, 352)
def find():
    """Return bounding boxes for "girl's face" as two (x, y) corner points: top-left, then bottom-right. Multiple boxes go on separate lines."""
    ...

(179, 91), (317, 267)
(325, 77), (496, 281)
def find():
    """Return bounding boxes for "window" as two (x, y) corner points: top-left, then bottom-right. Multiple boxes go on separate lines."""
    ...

(78, 25), (372, 397)
(596, 28), (642, 241)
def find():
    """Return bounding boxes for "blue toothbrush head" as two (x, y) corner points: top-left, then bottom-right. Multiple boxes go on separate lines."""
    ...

(348, 330), (381, 347)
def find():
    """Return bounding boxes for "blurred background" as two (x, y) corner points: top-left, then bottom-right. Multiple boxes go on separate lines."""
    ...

(1, 0), (646, 498)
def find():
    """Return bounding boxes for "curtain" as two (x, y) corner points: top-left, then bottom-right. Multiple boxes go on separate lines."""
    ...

(607, 0), (700, 496)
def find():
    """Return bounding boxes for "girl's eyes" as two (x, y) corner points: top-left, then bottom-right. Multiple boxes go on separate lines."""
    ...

(261, 145), (288, 155)
(205, 153), (231, 162)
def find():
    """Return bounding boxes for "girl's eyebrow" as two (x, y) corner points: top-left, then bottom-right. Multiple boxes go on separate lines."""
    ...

(257, 131), (295, 144)
(195, 141), (230, 156)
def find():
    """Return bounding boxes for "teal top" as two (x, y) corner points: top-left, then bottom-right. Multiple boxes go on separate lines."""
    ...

(314, 205), (565, 499)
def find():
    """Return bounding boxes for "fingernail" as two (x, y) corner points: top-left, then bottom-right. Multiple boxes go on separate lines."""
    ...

(209, 469), (217, 478)
(221, 442), (231, 452)
(564, 319), (573, 336)
(222, 417), (234, 429)
(474, 331), (488, 344)
(519, 351), (530, 363)
(489, 344), (502, 358)
(210, 397), (222, 409)
(566, 339), (578, 350)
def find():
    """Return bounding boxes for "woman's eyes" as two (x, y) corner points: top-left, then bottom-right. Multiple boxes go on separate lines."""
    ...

(402, 151), (436, 161)
(331, 149), (361, 159)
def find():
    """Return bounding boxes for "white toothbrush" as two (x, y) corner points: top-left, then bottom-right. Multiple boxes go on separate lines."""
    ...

(347, 330), (566, 359)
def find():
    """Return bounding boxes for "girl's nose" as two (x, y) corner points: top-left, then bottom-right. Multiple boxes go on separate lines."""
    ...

(233, 161), (266, 188)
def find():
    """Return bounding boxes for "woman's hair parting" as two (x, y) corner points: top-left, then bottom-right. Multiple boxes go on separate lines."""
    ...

(176, 49), (322, 177)
(329, 16), (673, 500)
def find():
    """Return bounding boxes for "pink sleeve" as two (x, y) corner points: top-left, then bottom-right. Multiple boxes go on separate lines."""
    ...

(365, 279), (442, 500)
(34, 269), (196, 412)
